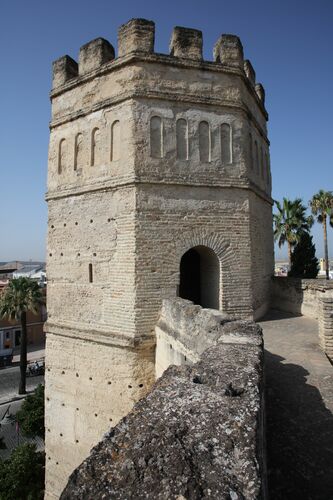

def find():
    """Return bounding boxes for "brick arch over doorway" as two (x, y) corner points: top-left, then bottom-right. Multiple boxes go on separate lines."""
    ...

(163, 229), (237, 313)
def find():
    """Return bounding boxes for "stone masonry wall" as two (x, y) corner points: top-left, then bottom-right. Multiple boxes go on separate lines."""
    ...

(319, 296), (333, 361)
(271, 277), (333, 361)
(45, 334), (154, 497)
(250, 193), (274, 320)
(61, 298), (267, 499)
(271, 277), (333, 319)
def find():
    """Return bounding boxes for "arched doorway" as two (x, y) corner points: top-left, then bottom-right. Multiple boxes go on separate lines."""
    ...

(178, 245), (220, 309)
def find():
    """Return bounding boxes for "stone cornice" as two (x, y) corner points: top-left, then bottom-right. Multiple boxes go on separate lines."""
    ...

(45, 320), (155, 349)
(46, 179), (273, 205)
(50, 52), (268, 120)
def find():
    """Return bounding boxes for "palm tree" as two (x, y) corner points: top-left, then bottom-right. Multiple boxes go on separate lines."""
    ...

(0, 278), (44, 394)
(310, 190), (333, 280)
(273, 197), (313, 268)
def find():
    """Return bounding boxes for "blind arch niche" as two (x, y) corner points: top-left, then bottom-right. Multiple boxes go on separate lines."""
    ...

(111, 120), (121, 161)
(91, 128), (101, 167)
(176, 118), (188, 160)
(58, 139), (66, 174)
(150, 116), (163, 158)
(199, 121), (211, 162)
(221, 123), (232, 165)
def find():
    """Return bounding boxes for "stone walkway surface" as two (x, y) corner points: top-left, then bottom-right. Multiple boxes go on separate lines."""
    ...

(260, 310), (333, 500)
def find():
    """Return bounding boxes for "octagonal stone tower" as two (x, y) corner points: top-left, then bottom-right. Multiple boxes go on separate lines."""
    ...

(45, 18), (273, 498)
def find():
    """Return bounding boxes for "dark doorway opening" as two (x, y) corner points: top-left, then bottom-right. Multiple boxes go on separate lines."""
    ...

(178, 245), (219, 309)
(179, 248), (201, 305)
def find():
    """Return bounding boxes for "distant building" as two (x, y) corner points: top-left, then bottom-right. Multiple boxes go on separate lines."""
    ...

(320, 258), (326, 272)
(318, 258), (333, 278)
(13, 264), (46, 285)
(0, 261), (21, 281)
(0, 304), (47, 350)
(0, 280), (47, 350)
(0, 261), (46, 286)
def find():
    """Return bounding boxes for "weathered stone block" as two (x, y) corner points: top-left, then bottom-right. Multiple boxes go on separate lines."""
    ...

(169, 26), (203, 60)
(214, 34), (244, 68)
(256, 83), (266, 104)
(79, 38), (115, 75)
(244, 59), (256, 85)
(52, 55), (78, 89)
(118, 18), (155, 56)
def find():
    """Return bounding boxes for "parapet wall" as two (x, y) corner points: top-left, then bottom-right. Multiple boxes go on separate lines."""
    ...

(272, 277), (333, 361)
(271, 277), (333, 319)
(155, 297), (261, 376)
(61, 299), (267, 499)
(52, 18), (266, 114)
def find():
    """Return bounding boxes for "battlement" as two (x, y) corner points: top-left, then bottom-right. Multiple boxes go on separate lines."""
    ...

(51, 18), (266, 108)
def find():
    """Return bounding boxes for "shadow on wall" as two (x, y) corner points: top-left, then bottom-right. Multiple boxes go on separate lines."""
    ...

(259, 308), (302, 323)
(265, 349), (333, 499)
(271, 277), (305, 316)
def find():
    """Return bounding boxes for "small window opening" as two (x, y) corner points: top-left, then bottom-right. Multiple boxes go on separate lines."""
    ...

(89, 263), (93, 283)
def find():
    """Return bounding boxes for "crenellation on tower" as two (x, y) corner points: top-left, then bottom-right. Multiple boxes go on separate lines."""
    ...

(169, 26), (203, 60)
(52, 55), (78, 89)
(255, 82), (265, 104)
(78, 37), (115, 75)
(213, 34), (244, 67)
(117, 18), (155, 57)
(244, 59), (256, 86)
(50, 21), (267, 124)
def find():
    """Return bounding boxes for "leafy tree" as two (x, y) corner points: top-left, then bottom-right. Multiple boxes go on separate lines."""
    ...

(16, 385), (44, 440)
(0, 278), (44, 394)
(0, 443), (44, 500)
(309, 190), (333, 280)
(288, 232), (319, 278)
(273, 197), (313, 268)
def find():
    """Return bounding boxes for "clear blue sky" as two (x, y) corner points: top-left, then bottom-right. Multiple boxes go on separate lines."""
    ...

(1, 0), (332, 261)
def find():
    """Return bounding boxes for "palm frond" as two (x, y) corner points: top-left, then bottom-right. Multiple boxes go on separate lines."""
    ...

(0, 277), (44, 322)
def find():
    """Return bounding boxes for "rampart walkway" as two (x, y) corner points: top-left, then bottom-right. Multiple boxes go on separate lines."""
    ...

(260, 310), (333, 499)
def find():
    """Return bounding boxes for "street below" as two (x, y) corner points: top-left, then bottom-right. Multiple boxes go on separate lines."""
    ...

(0, 398), (44, 460)
(0, 365), (44, 405)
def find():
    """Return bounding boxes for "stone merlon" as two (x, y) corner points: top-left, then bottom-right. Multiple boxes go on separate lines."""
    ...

(255, 83), (265, 104)
(213, 34), (244, 68)
(79, 37), (115, 75)
(118, 18), (155, 57)
(169, 26), (203, 60)
(52, 55), (78, 89)
(244, 59), (256, 86)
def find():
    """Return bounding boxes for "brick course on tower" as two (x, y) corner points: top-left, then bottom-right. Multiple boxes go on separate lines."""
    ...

(45, 18), (274, 498)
